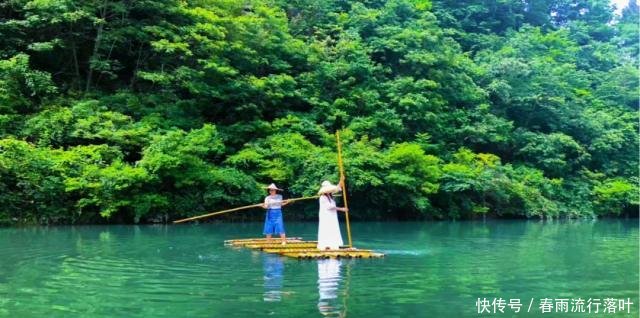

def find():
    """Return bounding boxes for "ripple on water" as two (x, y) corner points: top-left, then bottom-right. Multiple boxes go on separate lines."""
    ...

(379, 249), (430, 256)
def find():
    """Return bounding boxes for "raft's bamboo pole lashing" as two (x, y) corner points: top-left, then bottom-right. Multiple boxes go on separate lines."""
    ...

(173, 195), (320, 223)
(336, 130), (353, 248)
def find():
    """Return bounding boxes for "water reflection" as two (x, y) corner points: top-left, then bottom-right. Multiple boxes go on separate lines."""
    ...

(0, 221), (635, 317)
(262, 254), (284, 302)
(317, 259), (349, 317)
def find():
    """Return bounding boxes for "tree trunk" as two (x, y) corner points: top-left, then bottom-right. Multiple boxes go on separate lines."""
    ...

(86, 0), (108, 93)
(71, 40), (81, 91)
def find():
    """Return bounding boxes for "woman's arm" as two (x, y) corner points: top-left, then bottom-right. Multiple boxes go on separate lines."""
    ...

(320, 195), (336, 211)
(337, 177), (347, 212)
(322, 195), (342, 212)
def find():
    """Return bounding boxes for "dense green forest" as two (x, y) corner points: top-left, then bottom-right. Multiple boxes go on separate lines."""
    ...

(0, 0), (637, 224)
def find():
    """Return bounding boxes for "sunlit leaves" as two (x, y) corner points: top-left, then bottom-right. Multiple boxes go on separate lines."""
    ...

(0, 54), (56, 114)
(0, 0), (637, 223)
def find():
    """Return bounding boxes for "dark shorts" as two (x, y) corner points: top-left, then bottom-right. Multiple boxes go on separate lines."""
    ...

(263, 209), (285, 235)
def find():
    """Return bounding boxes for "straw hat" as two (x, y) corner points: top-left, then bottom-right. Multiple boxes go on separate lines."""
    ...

(266, 183), (282, 191)
(317, 180), (341, 195)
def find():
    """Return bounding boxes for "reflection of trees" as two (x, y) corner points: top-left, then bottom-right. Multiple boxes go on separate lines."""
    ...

(414, 220), (639, 311)
(263, 254), (284, 302)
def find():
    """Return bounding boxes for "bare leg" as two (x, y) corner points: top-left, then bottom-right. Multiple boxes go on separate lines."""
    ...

(266, 234), (272, 240)
(280, 233), (286, 245)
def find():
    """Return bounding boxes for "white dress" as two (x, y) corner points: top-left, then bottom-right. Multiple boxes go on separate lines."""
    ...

(317, 195), (344, 250)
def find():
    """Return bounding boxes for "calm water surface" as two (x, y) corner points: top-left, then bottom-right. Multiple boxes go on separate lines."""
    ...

(0, 220), (637, 317)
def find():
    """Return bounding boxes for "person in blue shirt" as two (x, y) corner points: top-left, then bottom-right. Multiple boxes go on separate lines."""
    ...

(262, 183), (290, 245)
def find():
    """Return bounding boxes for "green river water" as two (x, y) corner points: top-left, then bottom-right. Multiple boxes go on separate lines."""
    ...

(0, 220), (637, 317)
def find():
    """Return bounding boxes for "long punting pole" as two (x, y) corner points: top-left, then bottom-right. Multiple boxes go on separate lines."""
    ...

(336, 130), (353, 248)
(173, 195), (319, 224)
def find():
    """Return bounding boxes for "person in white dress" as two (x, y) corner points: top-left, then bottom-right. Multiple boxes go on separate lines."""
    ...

(316, 178), (348, 250)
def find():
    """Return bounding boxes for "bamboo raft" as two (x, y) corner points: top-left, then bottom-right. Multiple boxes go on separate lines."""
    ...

(224, 238), (384, 259)
(224, 237), (304, 246)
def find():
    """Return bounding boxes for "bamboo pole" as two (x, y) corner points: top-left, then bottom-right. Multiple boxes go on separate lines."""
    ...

(336, 130), (353, 248)
(173, 195), (320, 224)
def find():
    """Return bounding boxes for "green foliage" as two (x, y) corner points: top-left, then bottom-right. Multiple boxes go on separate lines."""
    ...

(438, 148), (567, 219)
(0, 138), (66, 224)
(0, 0), (636, 224)
(385, 142), (441, 214)
(62, 149), (152, 219)
(593, 178), (638, 215)
(515, 131), (589, 177)
(139, 124), (261, 219)
(0, 54), (56, 114)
